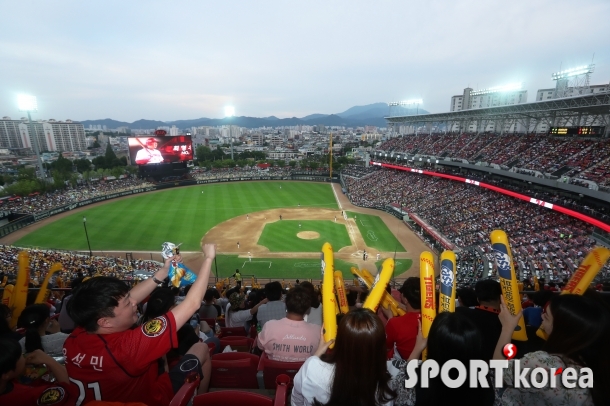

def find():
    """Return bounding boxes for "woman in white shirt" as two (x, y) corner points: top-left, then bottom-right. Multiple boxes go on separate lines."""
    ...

(292, 308), (397, 406)
(17, 304), (68, 357)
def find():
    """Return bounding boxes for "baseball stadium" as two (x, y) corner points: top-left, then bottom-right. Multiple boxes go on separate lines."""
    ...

(2, 79), (610, 406)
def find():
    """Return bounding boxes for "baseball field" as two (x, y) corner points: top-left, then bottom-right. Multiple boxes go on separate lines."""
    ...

(6, 182), (423, 280)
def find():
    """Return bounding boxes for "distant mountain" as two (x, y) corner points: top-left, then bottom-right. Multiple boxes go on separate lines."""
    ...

(81, 102), (429, 130)
(336, 103), (389, 118)
(301, 113), (328, 120)
(80, 118), (130, 128)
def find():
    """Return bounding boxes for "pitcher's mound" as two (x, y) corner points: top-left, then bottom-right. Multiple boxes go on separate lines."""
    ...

(297, 231), (320, 240)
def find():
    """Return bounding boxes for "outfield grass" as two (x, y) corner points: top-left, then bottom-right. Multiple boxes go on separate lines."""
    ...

(212, 255), (358, 279)
(373, 258), (413, 276)
(258, 220), (350, 252)
(346, 211), (406, 252)
(15, 182), (337, 251)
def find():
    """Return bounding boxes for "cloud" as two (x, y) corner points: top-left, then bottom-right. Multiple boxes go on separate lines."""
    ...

(1, 0), (609, 121)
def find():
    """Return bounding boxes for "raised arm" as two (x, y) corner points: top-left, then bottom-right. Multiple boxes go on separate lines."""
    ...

(493, 296), (522, 360)
(171, 244), (216, 329)
(129, 257), (173, 304)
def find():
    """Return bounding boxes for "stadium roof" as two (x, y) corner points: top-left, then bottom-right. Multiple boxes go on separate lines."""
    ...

(385, 93), (610, 129)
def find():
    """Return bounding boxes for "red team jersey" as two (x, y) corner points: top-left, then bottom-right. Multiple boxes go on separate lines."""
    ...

(0, 381), (79, 406)
(64, 313), (178, 406)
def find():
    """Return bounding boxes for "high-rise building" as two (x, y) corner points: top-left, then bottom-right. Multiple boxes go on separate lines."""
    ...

(19, 119), (87, 152)
(535, 83), (609, 101)
(450, 86), (527, 112)
(0, 117), (25, 148)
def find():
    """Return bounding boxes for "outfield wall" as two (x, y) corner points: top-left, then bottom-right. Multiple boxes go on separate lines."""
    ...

(0, 175), (339, 238)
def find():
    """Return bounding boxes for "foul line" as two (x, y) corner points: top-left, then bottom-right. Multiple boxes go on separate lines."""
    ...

(242, 261), (272, 268)
(331, 184), (343, 210)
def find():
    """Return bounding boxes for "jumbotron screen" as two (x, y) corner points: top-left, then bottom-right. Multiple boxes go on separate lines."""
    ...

(128, 136), (193, 165)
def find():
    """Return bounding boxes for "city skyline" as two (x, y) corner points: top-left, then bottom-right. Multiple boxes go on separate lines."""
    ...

(1, 0), (609, 122)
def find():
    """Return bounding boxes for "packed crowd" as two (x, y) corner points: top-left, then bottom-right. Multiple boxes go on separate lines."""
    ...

(0, 245), (160, 284)
(2, 251), (609, 406)
(192, 166), (294, 180)
(377, 133), (610, 185)
(343, 169), (609, 282)
(0, 178), (153, 215)
(340, 164), (380, 178)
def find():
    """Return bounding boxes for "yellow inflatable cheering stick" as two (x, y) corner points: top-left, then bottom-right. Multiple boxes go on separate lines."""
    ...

(536, 246), (610, 340)
(350, 267), (405, 317)
(490, 230), (527, 341)
(420, 252), (436, 360)
(35, 263), (63, 304)
(363, 258), (394, 313)
(10, 252), (30, 329)
(438, 251), (457, 313)
(321, 242), (337, 348)
(333, 271), (350, 315)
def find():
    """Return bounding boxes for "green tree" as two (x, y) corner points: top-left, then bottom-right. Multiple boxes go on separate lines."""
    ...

(92, 156), (106, 170)
(277, 160), (286, 168)
(18, 167), (37, 181)
(92, 140), (101, 148)
(310, 162), (319, 171)
(74, 158), (92, 173)
(105, 144), (118, 162)
(289, 161), (297, 168)
(196, 146), (213, 163)
(111, 167), (124, 178)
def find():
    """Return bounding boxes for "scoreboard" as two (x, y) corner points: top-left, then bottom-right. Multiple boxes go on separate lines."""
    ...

(549, 126), (605, 136)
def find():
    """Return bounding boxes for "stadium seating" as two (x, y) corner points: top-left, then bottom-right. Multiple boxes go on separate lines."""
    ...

(169, 373), (200, 406)
(220, 326), (247, 337)
(209, 352), (260, 389)
(256, 352), (303, 389)
(194, 374), (291, 406)
(219, 336), (254, 352)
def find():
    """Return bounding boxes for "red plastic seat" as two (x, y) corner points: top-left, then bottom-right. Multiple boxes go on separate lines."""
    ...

(210, 352), (259, 389)
(169, 372), (200, 406)
(256, 352), (304, 389)
(193, 390), (273, 406)
(220, 336), (254, 352)
(193, 374), (291, 406)
(220, 326), (247, 337)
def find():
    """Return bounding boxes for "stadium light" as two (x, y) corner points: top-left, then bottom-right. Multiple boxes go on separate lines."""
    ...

(470, 83), (522, 96)
(388, 99), (423, 106)
(17, 94), (45, 179)
(224, 106), (235, 117)
(552, 64), (594, 80)
(17, 95), (38, 111)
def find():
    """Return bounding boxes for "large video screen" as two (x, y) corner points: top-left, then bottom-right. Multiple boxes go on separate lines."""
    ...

(128, 136), (193, 165)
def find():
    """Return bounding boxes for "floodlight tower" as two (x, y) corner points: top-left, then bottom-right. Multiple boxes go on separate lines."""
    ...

(388, 100), (423, 134)
(552, 64), (595, 98)
(17, 95), (46, 179)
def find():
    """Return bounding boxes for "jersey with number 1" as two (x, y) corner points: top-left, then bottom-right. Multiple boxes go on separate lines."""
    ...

(63, 313), (178, 406)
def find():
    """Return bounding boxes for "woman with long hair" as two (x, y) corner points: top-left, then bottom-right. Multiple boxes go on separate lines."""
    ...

(390, 312), (496, 406)
(292, 308), (397, 406)
(495, 290), (610, 405)
(17, 303), (67, 356)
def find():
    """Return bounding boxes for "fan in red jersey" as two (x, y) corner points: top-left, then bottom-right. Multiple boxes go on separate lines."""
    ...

(63, 245), (215, 406)
(0, 338), (79, 405)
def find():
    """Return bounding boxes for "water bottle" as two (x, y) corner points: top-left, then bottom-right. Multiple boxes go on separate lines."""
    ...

(256, 322), (262, 334)
(215, 323), (221, 335)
